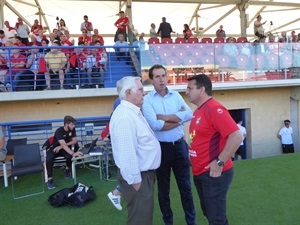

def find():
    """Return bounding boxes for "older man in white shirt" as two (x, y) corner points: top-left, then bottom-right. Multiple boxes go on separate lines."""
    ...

(110, 76), (161, 225)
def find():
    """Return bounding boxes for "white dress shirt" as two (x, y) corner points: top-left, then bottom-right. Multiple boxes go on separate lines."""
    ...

(110, 100), (161, 185)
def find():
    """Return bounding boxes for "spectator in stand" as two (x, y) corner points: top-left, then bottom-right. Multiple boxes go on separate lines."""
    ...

(254, 15), (267, 39)
(216, 25), (226, 38)
(52, 28), (60, 41)
(268, 33), (280, 55)
(40, 39), (50, 55)
(48, 33), (57, 47)
(5, 48), (27, 91)
(60, 33), (73, 56)
(288, 31), (296, 43)
(15, 17), (30, 45)
(0, 30), (8, 45)
(44, 40), (67, 90)
(279, 31), (287, 43)
(0, 50), (8, 91)
(3, 21), (17, 42)
(150, 23), (158, 38)
(277, 119), (294, 154)
(13, 36), (26, 55)
(13, 44), (45, 91)
(139, 33), (146, 51)
(65, 41), (87, 89)
(223, 37), (238, 66)
(85, 47), (104, 88)
(240, 42), (253, 58)
(78, 29), (91, 45)
(80, 15), (93, 37)
(36, 29), (47, 43)
(114, 11), (129, 42)
(157, 17), (174, 39)
(58, 18), (69, 34)
(28, 34), (42, 46)
(94, 40), (108, 71)
(64, 30), (75, 46)
(93, 29), (105, 45)
(183, 24), (192, 40)
(2, 40), (13, 60)
(31, 19), (43, 36)
(253, 35), (269, 54)
(114, 33), (129, 63)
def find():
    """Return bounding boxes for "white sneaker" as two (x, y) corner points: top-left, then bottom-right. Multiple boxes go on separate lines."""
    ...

(107, 192), (122, 210)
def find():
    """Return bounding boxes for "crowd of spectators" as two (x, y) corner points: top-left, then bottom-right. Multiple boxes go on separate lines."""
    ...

(1, 13), (300, 92)
(0, 15), (116, 92)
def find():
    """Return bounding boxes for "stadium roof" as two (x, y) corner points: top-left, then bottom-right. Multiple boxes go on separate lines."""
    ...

(1, 0), (300, 42)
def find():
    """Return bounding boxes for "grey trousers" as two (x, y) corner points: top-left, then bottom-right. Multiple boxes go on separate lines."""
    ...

(118, 169), (156, 225)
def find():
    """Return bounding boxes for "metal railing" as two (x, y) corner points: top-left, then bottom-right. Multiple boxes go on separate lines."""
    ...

(0, 116), (110, 148)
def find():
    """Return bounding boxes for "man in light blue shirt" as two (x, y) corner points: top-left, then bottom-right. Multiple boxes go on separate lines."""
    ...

(114, 33), (129, 63)
(143, 64), (196, 225)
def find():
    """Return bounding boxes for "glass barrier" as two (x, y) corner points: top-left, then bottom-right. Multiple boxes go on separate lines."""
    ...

(0, 45), (141, 92)
(141, 42), (300, 84)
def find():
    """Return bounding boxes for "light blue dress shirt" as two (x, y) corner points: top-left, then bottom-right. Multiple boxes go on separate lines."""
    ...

(143, 88), (192, 142)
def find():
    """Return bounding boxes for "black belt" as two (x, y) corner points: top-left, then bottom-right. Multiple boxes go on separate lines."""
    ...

(160, 137), (184, 146)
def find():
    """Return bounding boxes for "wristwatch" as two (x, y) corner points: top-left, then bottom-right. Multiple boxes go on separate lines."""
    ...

(216, 158), (225, 167)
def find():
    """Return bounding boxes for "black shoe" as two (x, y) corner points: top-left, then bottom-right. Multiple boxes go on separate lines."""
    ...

(47, 179), (56, 189)
(64, 169), (71, 179)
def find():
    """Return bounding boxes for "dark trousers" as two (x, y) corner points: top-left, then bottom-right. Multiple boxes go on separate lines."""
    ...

(157, 140), (196, 225)
(282, 144), (294, 154)
(46, 149), (72, 178)
(117, 169), (156, 225)
(194, 168), (234, 225)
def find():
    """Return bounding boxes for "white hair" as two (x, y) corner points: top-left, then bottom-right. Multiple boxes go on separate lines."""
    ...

(117, 76), (141, 100)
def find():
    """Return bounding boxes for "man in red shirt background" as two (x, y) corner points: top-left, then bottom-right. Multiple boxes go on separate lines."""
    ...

(114, 11), (129, 42)
(186, 74), (243, 225)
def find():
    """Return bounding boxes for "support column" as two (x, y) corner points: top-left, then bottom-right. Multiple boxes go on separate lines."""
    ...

(238, 0), (249, 37)
(0, 0), (5, 28)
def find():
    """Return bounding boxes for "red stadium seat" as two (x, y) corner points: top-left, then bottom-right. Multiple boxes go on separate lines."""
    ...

(188, 38), (199, 43)
(201, 37), (213, 43)
(175, 38), (186, 44)
(161, 38), (173, 44)
(214, 37), (225, 43)
(148, 38), (160, 44)
(237, 37), (248, 43)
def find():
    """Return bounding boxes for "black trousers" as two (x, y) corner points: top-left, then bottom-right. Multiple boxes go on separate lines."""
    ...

(282, 144), (294, 154)
(46, 148), (72, 178)
(157, 140), (196, 225)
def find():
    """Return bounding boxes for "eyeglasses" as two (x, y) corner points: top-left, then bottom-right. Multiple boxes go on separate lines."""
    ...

(284, 123), (290, 125)
(82, 32), (87, 34)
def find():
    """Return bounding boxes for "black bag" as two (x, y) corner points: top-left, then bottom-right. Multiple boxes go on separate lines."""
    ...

(48, 183), (96, 207)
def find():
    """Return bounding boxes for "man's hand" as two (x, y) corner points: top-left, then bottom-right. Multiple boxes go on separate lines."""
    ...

(73, 151), (83, 157)
(205, 160), (223, 178)
(53, 146), (62, 153)
(132, 182), (141, 191)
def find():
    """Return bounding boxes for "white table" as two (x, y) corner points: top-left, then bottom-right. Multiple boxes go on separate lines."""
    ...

(71, 151), (103, 184)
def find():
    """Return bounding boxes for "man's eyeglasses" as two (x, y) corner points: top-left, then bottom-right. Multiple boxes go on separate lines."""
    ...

(285, 123), (289, 125)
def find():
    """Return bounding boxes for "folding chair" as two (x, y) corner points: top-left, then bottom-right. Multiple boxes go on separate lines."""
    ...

(11, 143), (44, 199)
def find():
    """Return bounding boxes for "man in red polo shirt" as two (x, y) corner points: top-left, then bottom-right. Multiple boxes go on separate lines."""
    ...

(186, 74), (243, 225)
(114, 11), (129, 42)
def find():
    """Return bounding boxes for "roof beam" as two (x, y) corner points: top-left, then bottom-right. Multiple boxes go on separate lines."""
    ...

(202, 5), (238, 34)
(248, 1), (300, 7)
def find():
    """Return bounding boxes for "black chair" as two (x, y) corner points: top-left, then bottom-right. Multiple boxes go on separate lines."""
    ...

(6, 138), (27, 155)
(11, 143), (44, 199)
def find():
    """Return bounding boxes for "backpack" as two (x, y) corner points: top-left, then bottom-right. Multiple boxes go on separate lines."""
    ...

(48, 183), (96, 207)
